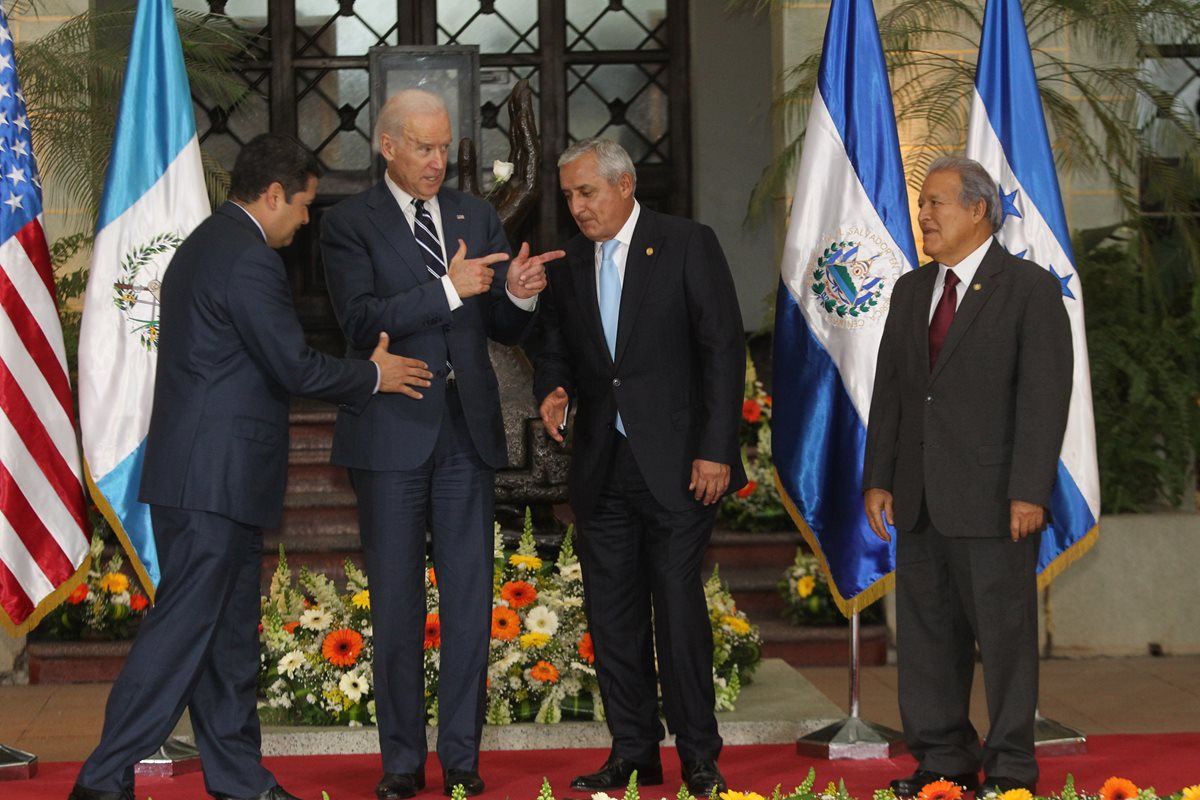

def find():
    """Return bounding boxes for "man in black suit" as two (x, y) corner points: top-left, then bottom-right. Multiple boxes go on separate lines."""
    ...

(320, 89), (562, 800)
(70, 134), (429, 800)
(533, 138), (746, 797)
(863, 156), (1073, 796)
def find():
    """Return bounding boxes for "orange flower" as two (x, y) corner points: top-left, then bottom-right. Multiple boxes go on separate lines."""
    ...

(1099, 778), (1140, 800)
(736, 480), (757, 498)
(742, 399), (762, 423)
(500, 580), (537, 609)
(578, 632), (595, 664)
(321, 628), (364, 667)
(491, 607), (520, 640)
(917, 780), (964, 800)
(530, 660), (559, 683)
(68, 583), (88, 605)
(763, 395), (772, 407)
(283, 621), (300, 634)
(427, 567), (437, 587)
(424, 613), (441, 650)
(129, 594), (149, 612)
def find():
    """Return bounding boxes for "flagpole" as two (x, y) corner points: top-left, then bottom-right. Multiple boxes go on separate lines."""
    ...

(795, 610), (905, 760)
(0, 744), (37, 780)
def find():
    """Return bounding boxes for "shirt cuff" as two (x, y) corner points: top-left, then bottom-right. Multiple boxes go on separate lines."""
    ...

(372, 362), (381, 394)
(507, 286), (538, 311)
(441, 274), (464, 311)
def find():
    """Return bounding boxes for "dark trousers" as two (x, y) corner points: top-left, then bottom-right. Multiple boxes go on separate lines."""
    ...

(896, 507), (1040, 785)
(351, 387), (494, 775)
(76, 505), (274, 798)
(576, 436), (722, 765)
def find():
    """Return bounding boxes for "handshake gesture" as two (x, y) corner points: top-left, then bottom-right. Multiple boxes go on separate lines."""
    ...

(446, 239), (565, 299)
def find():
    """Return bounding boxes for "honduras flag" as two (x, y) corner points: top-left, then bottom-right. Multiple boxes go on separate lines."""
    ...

(78, 0), (209, 596)
(967, 0), (1100, 585)
(773, 0), (917, 615)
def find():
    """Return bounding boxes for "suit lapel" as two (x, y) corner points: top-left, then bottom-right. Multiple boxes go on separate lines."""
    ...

(366, 181), (430, 285)
(931, 239), (1004, 380)
(438, 189), (467, 267)
(911, 263), (939, 373)
(569, 238), (610, 362)
(614, 211), (661, 365)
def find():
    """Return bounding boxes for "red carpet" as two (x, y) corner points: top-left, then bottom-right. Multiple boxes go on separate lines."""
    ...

(15, 736), (1200, 800)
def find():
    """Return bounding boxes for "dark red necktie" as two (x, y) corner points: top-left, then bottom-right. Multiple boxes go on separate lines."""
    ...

(928, 269), (960, 370)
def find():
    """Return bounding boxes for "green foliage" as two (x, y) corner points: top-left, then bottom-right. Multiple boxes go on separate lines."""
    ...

(1077, 230), (1199, 512)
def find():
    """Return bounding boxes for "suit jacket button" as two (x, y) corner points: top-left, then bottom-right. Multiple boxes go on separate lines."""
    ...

(612, 378), (621, 387)
(925, 395), (933, 403)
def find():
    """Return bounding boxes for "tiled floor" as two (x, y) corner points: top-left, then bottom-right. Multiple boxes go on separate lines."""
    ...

(3, 656), (1198, 764)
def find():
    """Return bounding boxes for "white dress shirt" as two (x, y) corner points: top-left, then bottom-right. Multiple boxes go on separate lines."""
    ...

(928, 235), (991, 322)
(593, 200), (642, 295)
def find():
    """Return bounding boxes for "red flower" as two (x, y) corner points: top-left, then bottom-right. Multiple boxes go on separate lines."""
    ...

(427, 567), (437, 588)
(424, 613), (441, 650)
(67, 583), (88, 605)
(321, 628), (364, 667)
(736, 480), (757, 498)
(578, 632), (595, 664)
(129, 594), (149, 612)
(283, 621), (300, 634)
(500, 580), (537, 609)
(742, 399), (762, 423)
(530, 660), (559, 683)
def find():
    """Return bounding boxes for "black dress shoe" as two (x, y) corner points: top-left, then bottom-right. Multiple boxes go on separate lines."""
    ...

(442, 769), (485, 797)
(68, 785), (134, 800)
(682, 760), (728, 797)
(979, 777), (1037, 796)
(890, 771), (980, 797)
(212, 785), (303, 800)
(377, 773), (426, 800)
(570, 756), (664, 791)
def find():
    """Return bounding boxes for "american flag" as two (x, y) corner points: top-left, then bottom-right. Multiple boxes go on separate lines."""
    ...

(0, 1), (90, 635)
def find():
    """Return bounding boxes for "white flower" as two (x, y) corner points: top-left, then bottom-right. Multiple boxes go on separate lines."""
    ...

(300, 607), (333, 630)
(558, 562), (582, 581)
(278, 650), (306, 677)
(111, 592), (131, 606)
(592, 793), (620, 800)
(492, 160), (514, 183)
(340, 670), (369, 703)
(562, 597), (584, 609)
(525, 606), (559, 636)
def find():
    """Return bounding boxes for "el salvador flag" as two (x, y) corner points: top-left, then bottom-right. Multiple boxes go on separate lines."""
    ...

(773, 0), (917, 615)
(78, 0), (209, 596)
(967, 0), (1101, 584)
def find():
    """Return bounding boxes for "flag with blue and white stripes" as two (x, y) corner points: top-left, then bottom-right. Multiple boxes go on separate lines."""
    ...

(78, 0), (209, 596)
(967, 0), (1101, 584)
(773, 0), (917, 615)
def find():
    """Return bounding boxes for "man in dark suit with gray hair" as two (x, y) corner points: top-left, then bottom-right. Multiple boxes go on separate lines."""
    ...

(863, 155), (1073, 797)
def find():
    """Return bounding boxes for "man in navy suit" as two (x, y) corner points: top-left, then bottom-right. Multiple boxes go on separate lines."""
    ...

(863, 157), (1072, 796)
(533, 138), (746, 797)
(69, 134), (430, 800)
(320, 89), (563, 799)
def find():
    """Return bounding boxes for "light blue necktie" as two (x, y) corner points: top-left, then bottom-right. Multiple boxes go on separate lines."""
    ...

(598, 239), (625, 435)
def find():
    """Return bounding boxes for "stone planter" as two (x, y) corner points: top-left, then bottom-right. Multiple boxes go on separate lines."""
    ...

(26, 639), (132, 684)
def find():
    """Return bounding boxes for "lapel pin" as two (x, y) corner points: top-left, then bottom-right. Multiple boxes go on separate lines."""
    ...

(456, 214), (465, 220)
(645, 247), (654, 256)
(973, 283), (982, 291)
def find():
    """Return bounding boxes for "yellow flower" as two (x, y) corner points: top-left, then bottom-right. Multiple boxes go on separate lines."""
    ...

(352, 590), (370, 609)
(99, 573), (129, 594)
(519, 631), (551, 649)
(796, 574), (816, 598)
(509, 554), (543, 571)
(998, 790), (1034, 800)
(1181, 786), (1200, 800)
(719, 792), (764, 800)
(720, 615), (750, 635)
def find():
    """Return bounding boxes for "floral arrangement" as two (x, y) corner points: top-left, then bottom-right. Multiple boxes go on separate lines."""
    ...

(777, 548), (882, 627)
(719, 354), (788, 532)
(486, 159), (514, 198)
(258, 512), (761, 727)
(40, 532), (150, 640)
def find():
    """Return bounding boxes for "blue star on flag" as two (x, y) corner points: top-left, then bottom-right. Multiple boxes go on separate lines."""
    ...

(1000, 186), (1023, 225)
(1049, 264), (1076, 300)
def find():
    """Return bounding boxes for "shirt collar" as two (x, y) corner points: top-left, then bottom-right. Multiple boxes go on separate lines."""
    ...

(595, 200), (642, 255)
(385, 172), (439, 216)
(939, 235), (992, 287)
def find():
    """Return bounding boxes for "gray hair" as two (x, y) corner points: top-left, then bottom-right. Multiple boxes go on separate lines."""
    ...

(558, 138), (637, 190)
(374, 89), (448, 154)
(926, 155), (1003, 233)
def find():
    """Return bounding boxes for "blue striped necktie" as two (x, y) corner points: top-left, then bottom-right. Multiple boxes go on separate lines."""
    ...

(598, 239), (625, 434)
(413, 198), (446, 278)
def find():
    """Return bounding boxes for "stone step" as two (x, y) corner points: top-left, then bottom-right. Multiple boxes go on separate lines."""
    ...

(705, 530), (803, 570)
(282, 489), (358, 509)
(289, 422), (333, 454)
(287, 463), (351, 494)
(266, 507), (360, 551)
(753, 617), (890, 668)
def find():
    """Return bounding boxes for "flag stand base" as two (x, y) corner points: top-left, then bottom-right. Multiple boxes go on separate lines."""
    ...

(135, 737), (201, 777)
(1034, 713), (1086, 756)
(795, 716), (907, 760)
(0, 744), (38, 781)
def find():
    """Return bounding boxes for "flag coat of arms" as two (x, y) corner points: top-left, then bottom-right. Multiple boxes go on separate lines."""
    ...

(773, 0), (918, 615)
(78, 0), (209, 595)
(0, 0), (91, 634)
(967, 0), (1101, 584)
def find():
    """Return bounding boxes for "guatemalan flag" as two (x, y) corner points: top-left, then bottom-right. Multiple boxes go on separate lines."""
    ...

(78, 0), (209, 597)
(967, 0), (1100, 583)
(773, 0), (917, 615)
